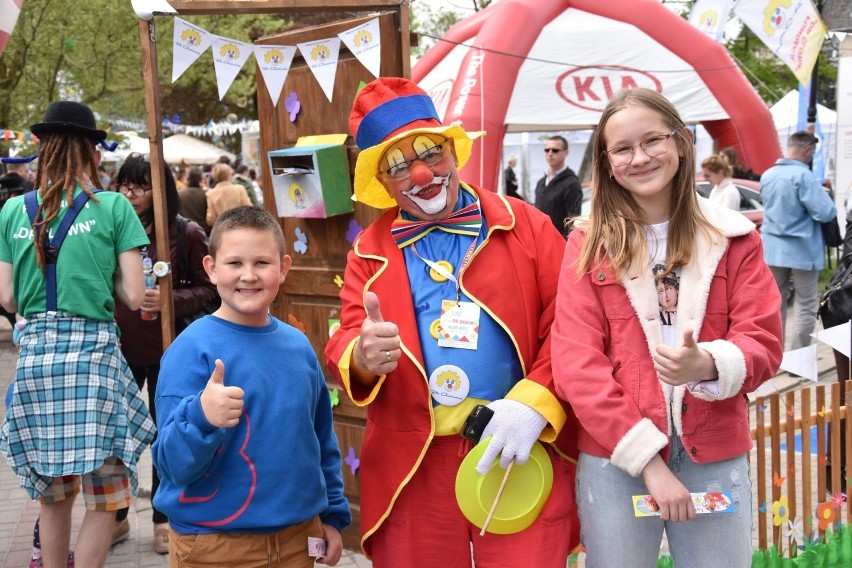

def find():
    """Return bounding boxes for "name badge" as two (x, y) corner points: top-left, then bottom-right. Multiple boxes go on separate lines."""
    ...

(429, 364), (470, 406)
(438, 300), (480, 350)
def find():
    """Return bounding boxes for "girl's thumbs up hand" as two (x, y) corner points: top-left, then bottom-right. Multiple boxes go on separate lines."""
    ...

(653, 329), (718, 386)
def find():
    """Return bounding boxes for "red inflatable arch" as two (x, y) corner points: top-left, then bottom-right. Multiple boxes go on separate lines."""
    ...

(412, 0), (780, 191)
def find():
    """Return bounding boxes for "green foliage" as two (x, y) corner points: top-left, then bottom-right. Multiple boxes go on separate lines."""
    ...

(0, 0), (294, 136)
(410, 0), (492, 59)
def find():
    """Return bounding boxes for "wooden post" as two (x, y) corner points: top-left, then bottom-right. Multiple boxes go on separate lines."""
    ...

(831, 383), (842, 498)
(756, 396), (767, 550)
(801, 388), (813, 538)
(785, 391), (797, 527)
(771, 395), (782, 549)
(846, 380), (852, 520)
(138, 18), (176, 349)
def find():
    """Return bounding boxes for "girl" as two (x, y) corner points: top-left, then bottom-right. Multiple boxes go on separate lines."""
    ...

(111, 152), (217, 553)
(701, 155), (739, 211)
(552, 88), (783, 567)
(0, 101), (156, 568)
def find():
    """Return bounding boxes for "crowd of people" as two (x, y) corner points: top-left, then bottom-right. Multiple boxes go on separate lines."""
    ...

(0, 79), (844, 568)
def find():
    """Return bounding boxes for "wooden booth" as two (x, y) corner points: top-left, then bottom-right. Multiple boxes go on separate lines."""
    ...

(141, 0), (412, 551)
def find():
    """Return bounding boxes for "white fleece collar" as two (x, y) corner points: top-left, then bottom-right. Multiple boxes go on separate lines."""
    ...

(620, 197), (754, 433)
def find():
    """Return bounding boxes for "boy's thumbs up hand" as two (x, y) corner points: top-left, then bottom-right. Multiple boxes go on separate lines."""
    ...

(354, 292), (401, 376)
(201, 359), (245, 428)
(653, 329), (718, 386)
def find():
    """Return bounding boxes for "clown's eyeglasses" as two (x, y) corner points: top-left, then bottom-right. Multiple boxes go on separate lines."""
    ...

(383, 144), (446, 181)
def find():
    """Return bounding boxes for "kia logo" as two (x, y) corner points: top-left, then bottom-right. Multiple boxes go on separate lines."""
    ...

(557, 66), (662, 112)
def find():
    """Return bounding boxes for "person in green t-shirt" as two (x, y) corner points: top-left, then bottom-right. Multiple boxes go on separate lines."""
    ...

(0, 101), (156, 568)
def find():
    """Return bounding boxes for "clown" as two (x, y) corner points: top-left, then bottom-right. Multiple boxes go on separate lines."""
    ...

(325, 77), (579, 566)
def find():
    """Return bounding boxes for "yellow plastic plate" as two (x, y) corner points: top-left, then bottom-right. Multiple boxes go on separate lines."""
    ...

(455, 437), (554, 534)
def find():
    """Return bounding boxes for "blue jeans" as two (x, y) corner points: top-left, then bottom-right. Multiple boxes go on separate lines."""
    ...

(577, 437), (752, 568)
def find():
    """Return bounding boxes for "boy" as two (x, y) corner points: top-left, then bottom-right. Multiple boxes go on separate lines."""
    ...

(152, 206), (350, 566)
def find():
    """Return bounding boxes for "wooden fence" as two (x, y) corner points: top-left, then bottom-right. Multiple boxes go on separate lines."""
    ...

(751, 381), (852, 552)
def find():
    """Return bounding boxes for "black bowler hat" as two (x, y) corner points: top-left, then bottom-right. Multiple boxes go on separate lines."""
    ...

(30, 101), (107, 140)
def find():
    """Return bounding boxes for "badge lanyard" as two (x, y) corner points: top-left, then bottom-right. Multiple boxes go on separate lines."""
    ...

(410, 237), (478, 304)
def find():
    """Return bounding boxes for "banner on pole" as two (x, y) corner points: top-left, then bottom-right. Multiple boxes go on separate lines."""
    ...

(733, 0), (827, 84)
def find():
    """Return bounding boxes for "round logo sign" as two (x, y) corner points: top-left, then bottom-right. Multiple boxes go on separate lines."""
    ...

(556, 65), (662, 112)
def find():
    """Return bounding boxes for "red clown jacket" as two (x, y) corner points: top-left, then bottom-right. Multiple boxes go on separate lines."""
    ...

(324, 185), (579, 556)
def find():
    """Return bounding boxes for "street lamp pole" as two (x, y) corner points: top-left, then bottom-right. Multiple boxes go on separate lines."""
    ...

(807, 0), (824, 131)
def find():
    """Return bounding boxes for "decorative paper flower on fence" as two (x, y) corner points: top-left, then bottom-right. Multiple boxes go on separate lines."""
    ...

(788, 518), (819, 551)
(817, 501), (837, 531)
(831, 492), (846, 509)
(772, 495), (790, 527)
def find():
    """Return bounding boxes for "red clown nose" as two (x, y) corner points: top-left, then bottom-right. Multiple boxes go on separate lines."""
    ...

(410, 163), (433, 187)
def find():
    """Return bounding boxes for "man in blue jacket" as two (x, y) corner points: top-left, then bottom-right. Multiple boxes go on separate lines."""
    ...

(760, 130), (837, 350)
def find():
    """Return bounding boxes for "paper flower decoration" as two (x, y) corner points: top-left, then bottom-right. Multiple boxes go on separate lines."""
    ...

(285, 91), (301, 122)
(788, 518), (819, 551)
(346, 219), (363, 244)
(329, 387), (340, 408)
(818, 502), (837, 530)
(294, 227), (308, 254)
(773, 496), (790, 526)
(344, 446), (360, 475)
(832, 492), (846, 509)
(334, 274), (344, 288)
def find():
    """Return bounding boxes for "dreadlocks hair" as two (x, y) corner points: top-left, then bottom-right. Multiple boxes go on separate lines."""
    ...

(32, 133), (102, 272)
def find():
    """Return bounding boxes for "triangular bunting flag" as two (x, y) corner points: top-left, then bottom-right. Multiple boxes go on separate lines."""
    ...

(172, 18), (213, 83)
(211, 36), (253, 101)
(254, 44), (297, 107)
(297, 37), (341, 103)
(778, 345), (819, 382)
(338, 17), (382, 79)
(812, 321), (851, 358)
(687, 0), (733, 42)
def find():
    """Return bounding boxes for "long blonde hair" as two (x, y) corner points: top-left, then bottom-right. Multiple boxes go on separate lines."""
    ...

(576, 88), (719, 279)
(32, 133), (102, 271)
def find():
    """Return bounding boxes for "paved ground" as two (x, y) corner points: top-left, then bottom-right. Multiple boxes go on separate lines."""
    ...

(0, 316), (840, 567)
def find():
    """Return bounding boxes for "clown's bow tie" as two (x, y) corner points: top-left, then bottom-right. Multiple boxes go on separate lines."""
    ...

(391, 202), (482, 248)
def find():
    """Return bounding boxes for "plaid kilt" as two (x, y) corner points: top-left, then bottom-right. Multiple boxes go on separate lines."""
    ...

(0, 313), (157, 500)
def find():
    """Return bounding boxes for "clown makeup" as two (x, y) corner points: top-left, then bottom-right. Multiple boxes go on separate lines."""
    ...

(380, 134), (459, 220)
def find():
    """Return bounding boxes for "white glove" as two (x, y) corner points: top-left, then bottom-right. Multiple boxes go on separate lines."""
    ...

(475, 399), (547, 475)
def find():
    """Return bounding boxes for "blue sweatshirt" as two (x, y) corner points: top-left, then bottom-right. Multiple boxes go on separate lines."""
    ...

(152, 315), (351, 534)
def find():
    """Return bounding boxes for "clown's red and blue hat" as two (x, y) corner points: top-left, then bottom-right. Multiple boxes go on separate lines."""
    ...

(349, 77), (483, 209)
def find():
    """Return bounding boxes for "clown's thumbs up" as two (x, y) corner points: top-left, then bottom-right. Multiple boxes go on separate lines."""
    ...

(365, 291), (384, 323)
(201, 359), (245, 428)
(356, 292), (401, 377)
